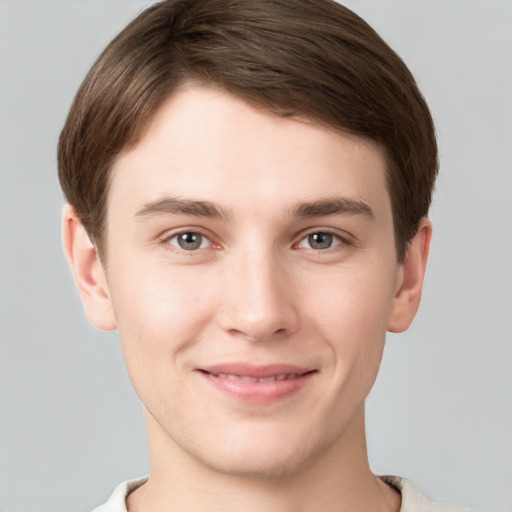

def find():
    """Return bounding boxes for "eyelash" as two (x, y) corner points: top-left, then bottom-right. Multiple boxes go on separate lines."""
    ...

(295, 229), (347, 251)
(163, 228), (349, 253)
(164, 230), (214, 252)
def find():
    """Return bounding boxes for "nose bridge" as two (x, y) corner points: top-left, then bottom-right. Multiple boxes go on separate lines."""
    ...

(219, 241), (298, 341)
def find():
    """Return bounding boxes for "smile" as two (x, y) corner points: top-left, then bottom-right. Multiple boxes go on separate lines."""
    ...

(197, 364), (316, 403)
(208, 372), (303, 382)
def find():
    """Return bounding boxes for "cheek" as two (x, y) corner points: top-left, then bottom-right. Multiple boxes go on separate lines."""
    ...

(305, 260), (397, 375)
(107, 261), (216, 380)
(308, 261), (396, 332)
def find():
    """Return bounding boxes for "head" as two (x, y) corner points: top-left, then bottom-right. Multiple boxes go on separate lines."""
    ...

(58, 0), (437, 263)
(59, 0), (436, 481)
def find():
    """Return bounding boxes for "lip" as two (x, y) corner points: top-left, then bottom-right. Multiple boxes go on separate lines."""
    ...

(196, 363), (316, 403)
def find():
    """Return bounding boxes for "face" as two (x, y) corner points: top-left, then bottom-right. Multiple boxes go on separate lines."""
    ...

(96, 86), (408, 477)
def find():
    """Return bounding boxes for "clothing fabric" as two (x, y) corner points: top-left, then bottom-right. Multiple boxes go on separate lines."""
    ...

(91, 475), (473, 512)
(380, 476), (473, 512)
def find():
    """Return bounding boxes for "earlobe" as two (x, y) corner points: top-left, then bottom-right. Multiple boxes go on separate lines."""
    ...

(387, 218), (432, 333)
(61, 204), (117, 330)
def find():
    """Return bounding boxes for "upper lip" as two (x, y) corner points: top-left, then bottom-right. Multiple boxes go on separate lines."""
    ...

(198, 363), (314, 378)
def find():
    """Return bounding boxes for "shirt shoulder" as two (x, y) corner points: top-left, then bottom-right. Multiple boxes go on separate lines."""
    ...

(380, 475), (476, 512)
(91, 477), (148, 512)
(93, 474), (475, 512)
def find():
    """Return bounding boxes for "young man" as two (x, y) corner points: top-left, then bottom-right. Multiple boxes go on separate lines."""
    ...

(58, 1), (471, 510)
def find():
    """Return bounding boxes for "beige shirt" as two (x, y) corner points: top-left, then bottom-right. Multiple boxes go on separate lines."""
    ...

(92, 475), (474, 512)
(379, 476), (474, 512)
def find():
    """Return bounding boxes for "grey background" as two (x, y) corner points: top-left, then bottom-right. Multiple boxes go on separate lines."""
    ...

(1, 1), (511, 511)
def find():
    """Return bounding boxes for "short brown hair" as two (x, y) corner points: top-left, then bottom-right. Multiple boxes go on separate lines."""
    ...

(58, 0), (437, 261)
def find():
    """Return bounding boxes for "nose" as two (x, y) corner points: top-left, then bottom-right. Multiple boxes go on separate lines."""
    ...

(218, 247), (299, 342)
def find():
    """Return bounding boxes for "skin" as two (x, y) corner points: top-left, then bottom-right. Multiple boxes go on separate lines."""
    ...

(62, 85), (431, 512)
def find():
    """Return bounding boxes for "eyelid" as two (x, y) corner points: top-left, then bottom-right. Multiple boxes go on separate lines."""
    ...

(158, 226), (353, 253)
(161, 227), (217, 251)
(168, 233), (211, 250)
(294, 228), (352, 250)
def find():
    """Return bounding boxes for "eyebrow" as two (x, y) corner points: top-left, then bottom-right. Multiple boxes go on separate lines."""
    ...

(135, 197), (231, 220)
(135, 195), (373, 221)
(292, 196), (374, 219)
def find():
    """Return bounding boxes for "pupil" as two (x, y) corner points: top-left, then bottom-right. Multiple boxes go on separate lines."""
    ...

(178, 232), (202, 250)
(309, 232), (332, 250)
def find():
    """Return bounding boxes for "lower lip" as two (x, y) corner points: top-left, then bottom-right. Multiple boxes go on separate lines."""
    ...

(198, 371), (314, 403)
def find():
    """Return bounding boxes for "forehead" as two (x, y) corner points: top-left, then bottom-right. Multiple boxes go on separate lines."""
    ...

(110, 85), (391, 219)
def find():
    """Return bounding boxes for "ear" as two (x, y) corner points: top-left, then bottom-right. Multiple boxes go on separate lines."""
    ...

(61, 204), (117, 330)
(387, 218), (432, 333)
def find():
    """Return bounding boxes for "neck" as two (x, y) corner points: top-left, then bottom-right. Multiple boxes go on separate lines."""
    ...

(128, 407), (400, 512)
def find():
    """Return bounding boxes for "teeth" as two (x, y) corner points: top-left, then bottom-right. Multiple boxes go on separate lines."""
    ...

(213, 372), (300, 382)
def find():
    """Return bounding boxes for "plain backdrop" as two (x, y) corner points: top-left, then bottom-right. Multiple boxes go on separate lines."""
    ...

(1, 1), (511, 511)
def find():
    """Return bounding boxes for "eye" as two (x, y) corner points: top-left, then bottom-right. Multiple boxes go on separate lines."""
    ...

(167, 231), (211, 251)
(297, 231), (343, 250)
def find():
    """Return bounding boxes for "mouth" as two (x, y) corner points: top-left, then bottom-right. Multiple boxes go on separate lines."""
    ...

(205, 372), (306, 383)
(196, 364), (316, 403)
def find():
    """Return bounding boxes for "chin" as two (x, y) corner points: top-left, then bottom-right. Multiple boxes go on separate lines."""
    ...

(181, 421), (335, 481)
(194, 446), (311, 480)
